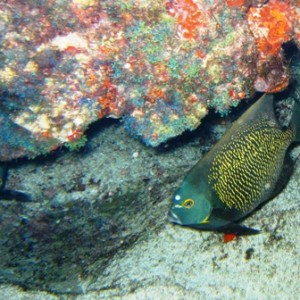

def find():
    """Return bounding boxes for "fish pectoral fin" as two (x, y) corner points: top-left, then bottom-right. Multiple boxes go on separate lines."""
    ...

(216, 223), (260, 236)
(211, 207), (239, 221)
(0, 190), (32, 202)
(182, 222), (260, 236)
(211, 209), (260, 235)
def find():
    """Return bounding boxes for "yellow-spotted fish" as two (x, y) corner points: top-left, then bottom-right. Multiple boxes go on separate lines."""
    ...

(168, 94), (300, 234)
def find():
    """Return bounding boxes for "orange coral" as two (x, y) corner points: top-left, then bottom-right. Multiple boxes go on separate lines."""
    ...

(70, 1), (101, 26)
(247, 0), (294, 57)
(86, 74), (98, 87)
(145, 87), (167, 104)
(226, 0), (245, 8)
(67, 129), (83, 142)
(247, 0), (295, 93)
(97, 65), (118, 117)
(167, 0), (208, 40)
(228, 89), (246, 100)
(153, 62), (170, 83)
(267, 76), (289, 93)
(256, 37), (281, 56)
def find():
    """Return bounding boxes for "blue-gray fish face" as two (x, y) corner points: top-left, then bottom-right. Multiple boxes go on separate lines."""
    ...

(168, 183), (212, 226)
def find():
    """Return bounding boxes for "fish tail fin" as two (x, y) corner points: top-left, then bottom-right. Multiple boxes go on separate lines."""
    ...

(292, 99), (300, 142)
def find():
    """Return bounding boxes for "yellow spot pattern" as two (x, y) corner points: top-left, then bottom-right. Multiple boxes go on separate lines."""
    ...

(208, 119), (294, 211)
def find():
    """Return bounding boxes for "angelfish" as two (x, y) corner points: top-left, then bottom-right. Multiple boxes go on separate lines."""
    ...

(168, 94), (300, 234)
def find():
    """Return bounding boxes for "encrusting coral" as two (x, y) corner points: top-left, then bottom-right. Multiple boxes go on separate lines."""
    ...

(0, 0), (299, 159)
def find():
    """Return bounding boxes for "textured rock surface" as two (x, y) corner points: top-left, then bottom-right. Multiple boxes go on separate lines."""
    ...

(0, 120), (180, 293)
(0, 0), (300, 159)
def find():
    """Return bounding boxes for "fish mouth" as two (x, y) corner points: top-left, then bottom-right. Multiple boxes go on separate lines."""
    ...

(168, 209), (182, 225)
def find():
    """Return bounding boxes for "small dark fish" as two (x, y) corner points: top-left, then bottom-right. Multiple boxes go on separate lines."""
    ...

(0, 163), (31, 202)
(168, 94), (300, 234)
(0, 163), (8, 191)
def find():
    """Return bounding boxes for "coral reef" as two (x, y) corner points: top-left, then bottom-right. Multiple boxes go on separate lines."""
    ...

(0, 0), (299, 159)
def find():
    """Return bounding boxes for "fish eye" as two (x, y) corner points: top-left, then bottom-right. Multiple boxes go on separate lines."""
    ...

(182, 198), (194, 209)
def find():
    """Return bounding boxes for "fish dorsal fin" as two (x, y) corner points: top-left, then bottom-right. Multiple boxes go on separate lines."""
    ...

(187, 94), (277, 184)
(217, 94), (277, 146)
(234, 94), (276, 129)
(194, 94), (276, 174)
(208, 94), (279, 168)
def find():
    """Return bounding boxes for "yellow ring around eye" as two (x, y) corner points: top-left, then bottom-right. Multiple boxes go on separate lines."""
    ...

(183, 198), (194, 209)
